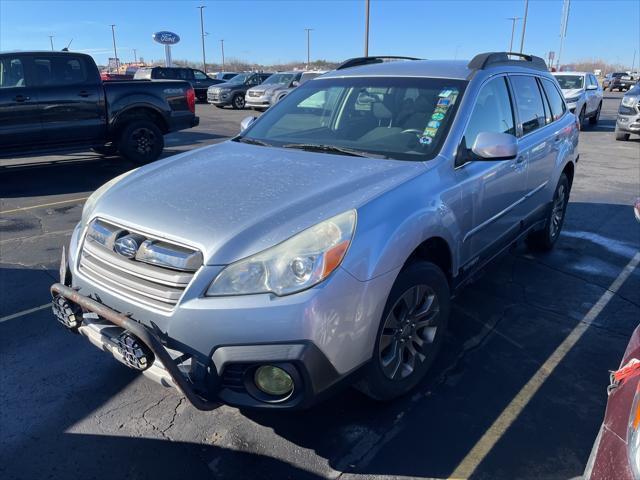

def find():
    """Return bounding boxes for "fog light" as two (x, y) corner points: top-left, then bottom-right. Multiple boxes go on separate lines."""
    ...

(254, 365), (294, 396)
(116, 331), (153, 371)
(52, 295), (82, 329)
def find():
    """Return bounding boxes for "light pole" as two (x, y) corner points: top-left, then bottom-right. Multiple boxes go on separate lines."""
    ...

(133, 48), (137, 63)
(48, 35), (54, 51)
(631, 49), (636, 73)
(519, 0), (529, 53)
(556, 0), (570, 70)
(507, 17), (520, 52)
(304, 28), (313, 68)
(364, 0), (370, 57)
(197, 6), (207, 72)
(220, 39), (225, 70)
(110, 24), (118, 72)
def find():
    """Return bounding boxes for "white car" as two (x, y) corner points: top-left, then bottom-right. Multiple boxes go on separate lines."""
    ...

(552, 72), (603, 128)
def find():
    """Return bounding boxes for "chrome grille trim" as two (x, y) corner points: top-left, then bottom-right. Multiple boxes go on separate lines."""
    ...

(78, 219), (202, 311)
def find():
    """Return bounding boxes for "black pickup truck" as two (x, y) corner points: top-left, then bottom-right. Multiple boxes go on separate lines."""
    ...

(0, 51), (199, 164)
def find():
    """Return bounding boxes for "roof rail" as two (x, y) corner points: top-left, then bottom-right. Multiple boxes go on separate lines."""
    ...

(336, 56), (422, 71)
(468, 52), (548, 72)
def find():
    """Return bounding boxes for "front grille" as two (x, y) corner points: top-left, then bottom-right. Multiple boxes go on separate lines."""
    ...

(248, 90), (263, 97)
(78, 219), (202, 311)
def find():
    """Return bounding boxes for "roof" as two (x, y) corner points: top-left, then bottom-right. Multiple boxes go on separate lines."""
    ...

(321, 59), (473, 80)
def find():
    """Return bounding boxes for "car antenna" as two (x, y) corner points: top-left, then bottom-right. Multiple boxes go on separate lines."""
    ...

(62, 39), (73, 52)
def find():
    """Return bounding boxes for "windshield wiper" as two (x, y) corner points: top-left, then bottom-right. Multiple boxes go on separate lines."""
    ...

(233, 136), (271, 147)
(282, 143), (388, 159)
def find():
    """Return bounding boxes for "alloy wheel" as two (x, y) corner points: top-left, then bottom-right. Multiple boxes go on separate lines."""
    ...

(131, 128), (156, 155)
(379, 285), (440, 381)
(550, 183), (567, 239)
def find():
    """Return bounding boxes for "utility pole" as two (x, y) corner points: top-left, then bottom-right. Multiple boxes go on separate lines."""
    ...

(519, 0), (529, 53)
(557, 0), (570, 70)
(220, 39), (225, 70)
(133, 49), (138, 63)
(304, 28), (313, 68)
(197, 6), (207, 73)
(631, 49), (637, 73)
(364, 0), (370, 57)
(48, 35), (54, 51)
(507, 17), (520, 52)
(110, 24), (118, 72)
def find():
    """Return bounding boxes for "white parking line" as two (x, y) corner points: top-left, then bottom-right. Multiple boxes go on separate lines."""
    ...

(448, 252), (640, 479)
(1, 197), (88, 215)
(0, 303), (51, 323)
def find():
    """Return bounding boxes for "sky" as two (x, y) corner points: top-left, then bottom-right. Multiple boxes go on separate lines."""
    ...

(1, 0), (638, 68)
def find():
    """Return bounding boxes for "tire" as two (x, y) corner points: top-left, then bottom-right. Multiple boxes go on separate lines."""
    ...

(589, 102), (601, 125)
(215, 105), (225, 109)
(615, 130), (630, 141)
(91, 144), (118, 156)
(231, 94), (245, 110)
(357, 261), (450, 401)
(526, 173), (570, 252)
(578, 106), (586, 130)
(118, 120), (164, 165)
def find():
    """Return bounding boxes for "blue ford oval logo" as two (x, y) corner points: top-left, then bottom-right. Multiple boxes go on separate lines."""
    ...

(152, 31), (180, 45)
(114, 234), (142, 258)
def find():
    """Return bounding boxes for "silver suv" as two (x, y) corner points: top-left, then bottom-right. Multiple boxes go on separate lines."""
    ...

(52, 52), (579, 410)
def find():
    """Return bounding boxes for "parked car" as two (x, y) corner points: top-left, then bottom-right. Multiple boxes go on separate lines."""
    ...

(209, 71), (239, 81)
(552, 72), (603, 128)
(584, 325), (640, 480)
(603, 72), (636, 92)
(246, 71), (325, 111)
(133, 66), (223, 101)
(615, 84), (640, 141)
(0, 51), (198, 163)
(100, 72), (133, 81)
(52, 52), (578, 411)
(207, 72), (272, 109)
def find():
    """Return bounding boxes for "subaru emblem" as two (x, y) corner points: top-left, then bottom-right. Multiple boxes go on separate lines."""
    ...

(114, 234), (144, 259)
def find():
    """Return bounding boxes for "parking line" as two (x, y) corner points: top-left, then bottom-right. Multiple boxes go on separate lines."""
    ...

(0, 303), (51, 323)
(0, 197), (88, 215)
(448, 252), (640, 480)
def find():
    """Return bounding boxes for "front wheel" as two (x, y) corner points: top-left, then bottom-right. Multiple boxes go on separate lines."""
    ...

(615, 130), (630, 141)
(526, 173), (570, 251)
(357, 262), (450, 401)
(231, 94), (245, 110)
(118, 120), (164, 165)
(578, 106), (586, 130)
(589, 102), (601, 125)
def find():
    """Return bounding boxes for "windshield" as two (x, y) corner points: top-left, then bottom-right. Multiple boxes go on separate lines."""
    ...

(555, 75), (584, 89)
(226, 73), (249, 84)
(262, 73), (297, 86)
(239, 77), (467, 162)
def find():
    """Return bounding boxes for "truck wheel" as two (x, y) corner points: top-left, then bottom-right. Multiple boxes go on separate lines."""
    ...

(589, 102), (601, 125)
(91, 145), (118, 156)
(615, 130), (630, 141)
(118, 120), (164, 165)
(232, 94), (245, 110)
(357, 261), (450, 401)
(526, 173), (570, 252)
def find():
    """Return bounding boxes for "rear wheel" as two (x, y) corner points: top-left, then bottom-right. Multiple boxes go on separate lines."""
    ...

(118, 120), (164, 165)
(578, 106), (586, 129)
(526, 173), (570, 251)
(232, 94), (245, 110)
(357, 262), (450, 401)
(589, 102), (601, 125)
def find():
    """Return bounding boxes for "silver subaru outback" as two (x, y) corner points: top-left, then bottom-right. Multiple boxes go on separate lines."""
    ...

(52, 52), (579, 410)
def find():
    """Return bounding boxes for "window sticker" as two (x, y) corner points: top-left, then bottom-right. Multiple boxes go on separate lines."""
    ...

(437, 97), (451, 108)
(419, 135), (433, 145)
(419, 87), (460, 144)
(423, 127), (438, 137)
(431, 112), (445, 121)
(427, 120), (441, 128)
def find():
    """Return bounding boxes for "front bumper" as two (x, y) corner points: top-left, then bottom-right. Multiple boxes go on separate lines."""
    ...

(245, 97), (271, 109)
(207, 91), (233, 106)
(617, 113), (640, 134)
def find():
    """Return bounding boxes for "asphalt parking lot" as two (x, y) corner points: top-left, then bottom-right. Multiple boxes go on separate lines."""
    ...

(1, 93), (639, 480)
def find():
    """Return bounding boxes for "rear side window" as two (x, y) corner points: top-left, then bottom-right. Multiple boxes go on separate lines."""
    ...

(153, 68), (177, 79)
(541, 78), (566, 121)
(33, 56), (88, 86)
(134, 69), (152, 79)
(464, 76), (515, 148)
(510, 75), (546, 135)
(0, 57), (25, 88)
(193, 70), (207, 80)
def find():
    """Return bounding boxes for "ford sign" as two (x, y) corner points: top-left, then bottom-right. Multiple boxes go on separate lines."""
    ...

(153, 31), (180, 45)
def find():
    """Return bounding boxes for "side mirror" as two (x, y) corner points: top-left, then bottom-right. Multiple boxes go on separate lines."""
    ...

(586, 84), (598, 91)
(471, 132), (518, 160)
(240, 116), (257, 132)
(291, 80), (300, 87)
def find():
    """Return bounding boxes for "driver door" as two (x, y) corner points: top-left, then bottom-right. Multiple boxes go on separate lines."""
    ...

(455, 76), (528, 268)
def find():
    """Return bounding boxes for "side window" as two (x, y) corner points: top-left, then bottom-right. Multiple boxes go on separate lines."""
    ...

(0, 57), (25, 88)
(193, 70), (207, 80)
(541, 78), (566, 121)
(463, 77), (515, 148)
(510, 75), (546, 135)
(33, 57), (88, 86)
(34, 58), (54, 86)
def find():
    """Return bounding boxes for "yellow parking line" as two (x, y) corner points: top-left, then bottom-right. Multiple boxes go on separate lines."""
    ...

(0, 197), (88, 215)
(0, 303), (51, 323)
(448, 251), (640, 480)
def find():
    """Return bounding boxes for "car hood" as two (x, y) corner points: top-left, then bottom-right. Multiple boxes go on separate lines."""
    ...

(93, 141), (426, 265)
(250, 84), (287, 94)
(561, 88), (584, 99)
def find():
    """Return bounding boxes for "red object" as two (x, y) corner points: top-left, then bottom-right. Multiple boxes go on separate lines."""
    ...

(584, 326), (640, 479)
(186, 87), (196, 114)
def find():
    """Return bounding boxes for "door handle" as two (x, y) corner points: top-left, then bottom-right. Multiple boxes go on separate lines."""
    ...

(78, 90), (90, 97)
(511, 155), (526, 169)
(14, 94), (30, 102)
(554, 135), (562, 143)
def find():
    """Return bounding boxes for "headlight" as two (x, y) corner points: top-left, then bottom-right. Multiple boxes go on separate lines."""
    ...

(207, 210), (356, 296)
(219, 88), (231, 93)
(565, 95), (581, 103)
(80, 169), (137, 228)
(622, 95), (639, 108)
